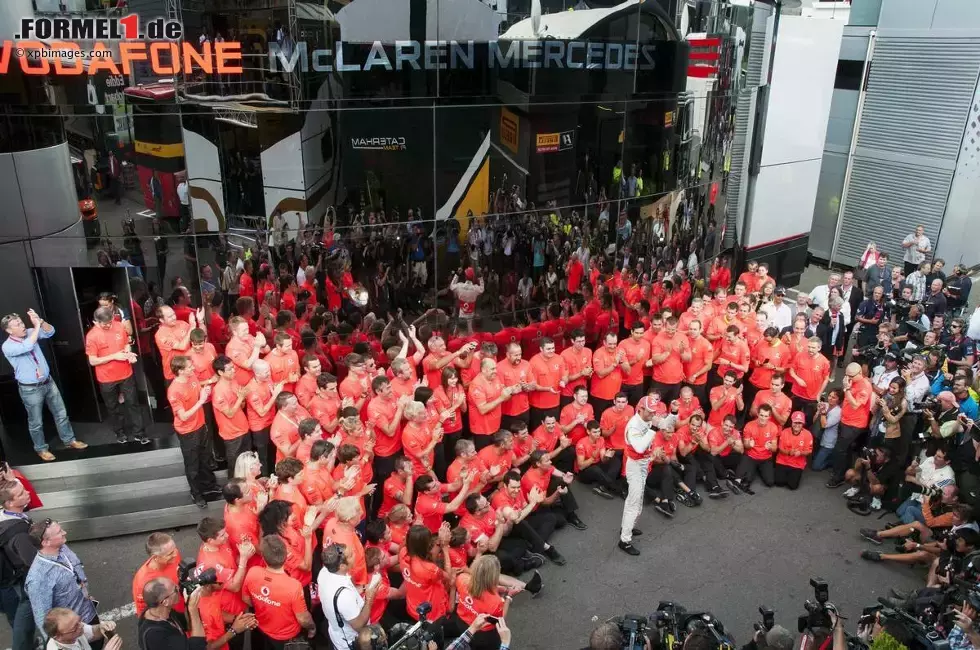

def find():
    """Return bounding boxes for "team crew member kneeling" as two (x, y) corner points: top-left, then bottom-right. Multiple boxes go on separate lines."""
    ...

(574, 420), (623, 499)
(731, 404), (780, 494)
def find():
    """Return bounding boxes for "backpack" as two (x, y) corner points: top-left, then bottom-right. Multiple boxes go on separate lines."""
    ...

(0, 518), (32, 587)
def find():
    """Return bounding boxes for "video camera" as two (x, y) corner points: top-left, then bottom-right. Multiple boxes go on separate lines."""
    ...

(650, 601), (736, 650)
(177, 560), (218, 595)
(387, 603), (436, 650)
(872, 598), (951, 650)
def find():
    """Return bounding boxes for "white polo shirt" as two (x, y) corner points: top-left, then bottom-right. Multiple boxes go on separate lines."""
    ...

(317, 568), (362, 650)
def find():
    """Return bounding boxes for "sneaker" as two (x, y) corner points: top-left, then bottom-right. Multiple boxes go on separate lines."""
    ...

(544, 547), (566, 566)
(632, 528), (643, 537)
(742, 483), (756, 496)
(524, 551), (547, 565)
(67, 440), (89, 450)
(116, 435), (129, 444)
(523, 555), (545, 571)
(860, 529), (883, 545)
(618, 541), (641, 556)
(870, 497), (882, 510)
(666, 500), (677, 514)
(725, 469), (736, 481)
(689, 490), (703, 506)
(592, 485), (615, 500)
(136, 436), (151, 445)
(708, 485), (730, 499)
(861, 550), (882, 562)
(193, 495), (207, 509)
(525, 570), (543, 597)
(826, 478), (846, 489)
(654, 502), (675, 518)
(843, 487), (860, 498)
(726, 479), (743, 495)
(567, 514), (588, 530)
(677, 492), (696, 508)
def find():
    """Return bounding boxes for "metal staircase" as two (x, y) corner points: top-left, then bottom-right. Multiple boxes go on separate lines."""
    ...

(20, 448), (225, 540)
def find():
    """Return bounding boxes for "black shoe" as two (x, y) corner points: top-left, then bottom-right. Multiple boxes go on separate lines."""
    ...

(861, 550), (882, 562)
(860, 528), (883, 545)
(116, 435), (128, 444)
(725, 469), (737, 481)
(567, 514), (588, 530)
(654, 502), (674, 518)
(708, 485), (730, 499)
(632, 528), (643, 537)
(676, 492), (695, 508)
(618, 541), (641, 556)
(135, 435), (151, 445)
(544, 547), (566, 566)
(826, 478), (846, 489)
(726, 479), (742, 495)
(742, 483), (756, 496)
(193, 496), (207, 508)
(666, 500), (677, 514)
(523, 555), (545, 571)
(689, 490), (703, 506)
(525, 570), (543, 597)
(592, 485), (616, 500)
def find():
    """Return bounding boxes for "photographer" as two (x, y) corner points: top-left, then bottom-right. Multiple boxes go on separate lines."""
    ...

(319, 542), (380, 650)
(587, 621), (650, 650)
(354, 614), (512, 650)
(842, 446), (903, 513)
(901, 356), (933, 412)
(739, 625), (795, 650)
(948, 599), (980, 650)
(894, 449), (956, 525)
(924, 391), (964, 454)
(137, 578), (205, 650)
(860, 490), (968, 564)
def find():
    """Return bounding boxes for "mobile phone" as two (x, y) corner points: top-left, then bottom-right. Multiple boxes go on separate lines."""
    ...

(486, 616), (499, 625)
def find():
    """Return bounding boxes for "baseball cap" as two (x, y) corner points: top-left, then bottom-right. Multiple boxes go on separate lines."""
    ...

(884, 352), (898, 362)
(464, 268), (475, 281)
(638, 396), (658, 412)
(791, 411), (806, 424)
(775, 286), (787, 296)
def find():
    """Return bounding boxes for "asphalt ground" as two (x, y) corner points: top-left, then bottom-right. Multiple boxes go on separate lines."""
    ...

(0, 471), (929, 650)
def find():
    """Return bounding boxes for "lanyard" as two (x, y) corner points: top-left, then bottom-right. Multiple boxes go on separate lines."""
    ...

(35, 553), (81, 585)
(8, 336), (43, 379)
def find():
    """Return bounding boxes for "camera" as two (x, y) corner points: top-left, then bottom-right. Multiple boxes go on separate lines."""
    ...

(755, 606), (775, 633)
(177, 560), (218, 594)
(618, 615), (652, 650)
(799, 578), (835, 633)
(913, 395), (942, 417)
(387, 604), (436, 650)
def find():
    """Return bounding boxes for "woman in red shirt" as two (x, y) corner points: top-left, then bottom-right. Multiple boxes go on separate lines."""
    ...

(453, 555), (509, 650)
(401, 525), (453, 643)
(432, 367), (467, 469)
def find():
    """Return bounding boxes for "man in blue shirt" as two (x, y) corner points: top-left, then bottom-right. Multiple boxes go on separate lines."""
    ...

(24, 520), (98, 641)
(953, 377), (980, 421)
(1, 311), (86, 461)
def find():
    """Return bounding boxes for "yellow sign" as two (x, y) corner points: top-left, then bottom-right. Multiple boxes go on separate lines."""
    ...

(135, 140), (185, 158)
(500, 107), (519, 154)
(536, 132), (560, 153)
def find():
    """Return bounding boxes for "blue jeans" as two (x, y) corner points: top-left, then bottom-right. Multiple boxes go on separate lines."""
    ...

(0, 584), (36, 650)
(811, 446), (834, 471)
(897, 498), (925, 525)
(17, 380), (76, 452)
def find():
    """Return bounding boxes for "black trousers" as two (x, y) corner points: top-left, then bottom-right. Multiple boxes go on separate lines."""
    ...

(831, 423), (866, 480)
(223, 433), (252, 478)
(177, 425), (219, 498)
(530, 406), (560, 431)
(646, 463), (675, 500)
(251, 426), (272, 476)
(623, 383), (645, 406)
(544, 475), (578, 520)
(590, 396), (613, 421)
(98, 376), (145, 439)
(513, 512), (558, 551)
(443, 429), (463, 467)
(711, 452), (742, 479)
(774, 464), (804, 490)
(577, 458), (622, 492)
(651, 381), (681, 404)
(792, 395), (819, 429)
(685, 383), (709, 411)
(496, 535), (530, 575)
(695, 450), (721, 489)
(743, 383), (762, 417)
(736, 455), (775, 487)
(473, 434), (494, 451)
(673, 455), (698, 488)
(551, 446), (577, 475)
